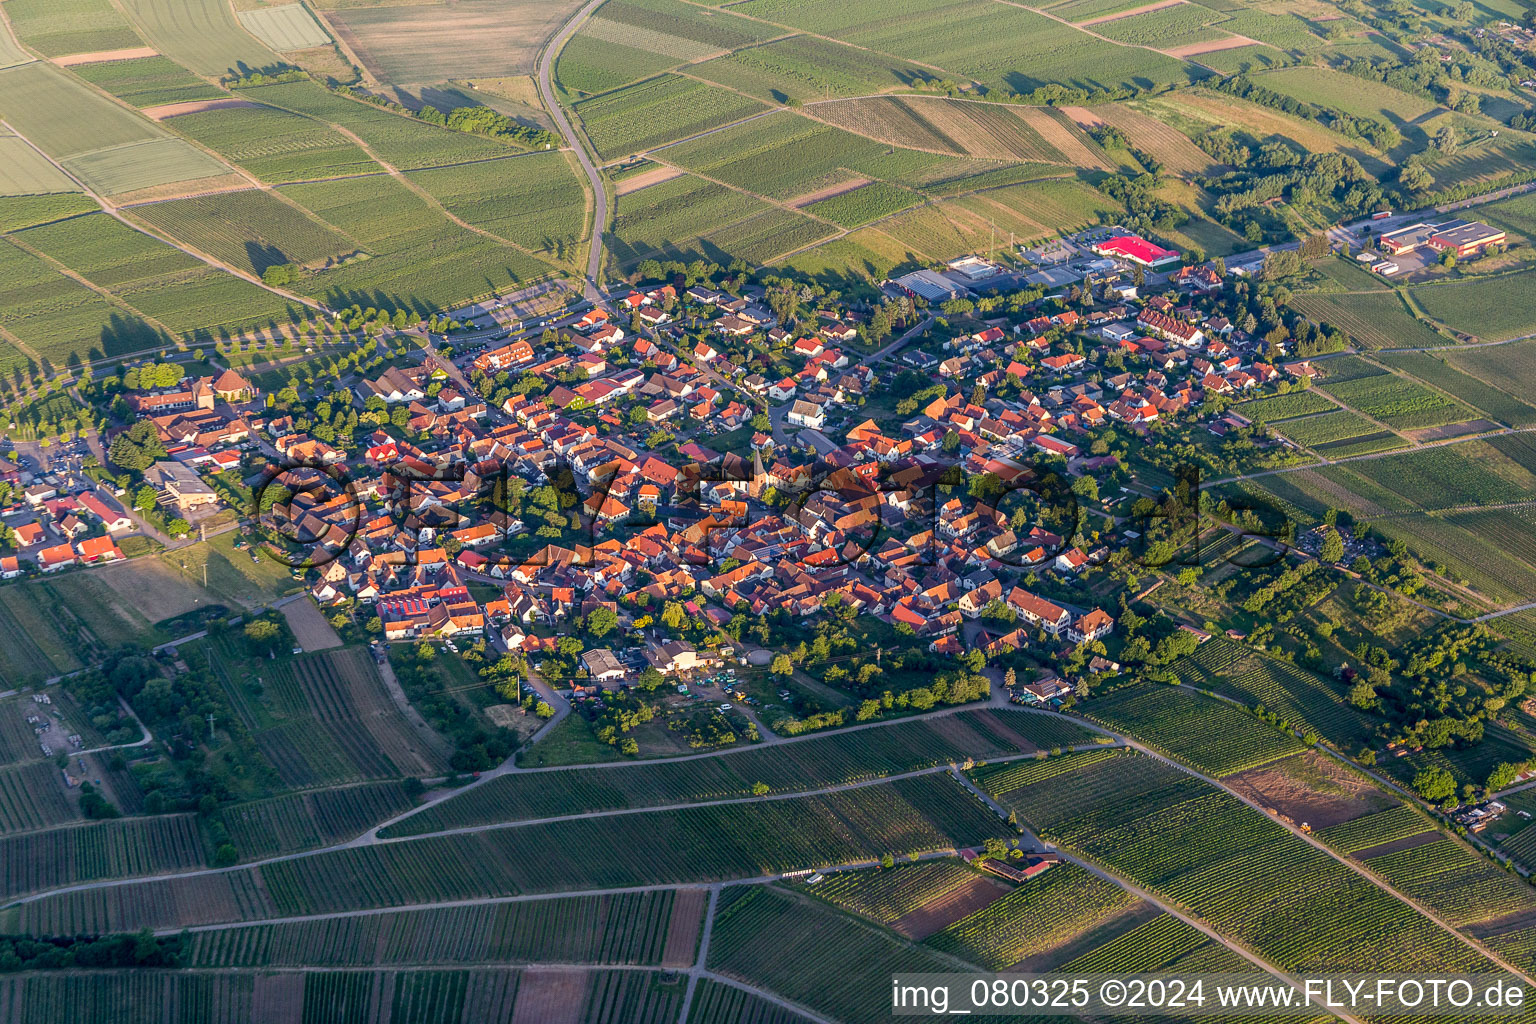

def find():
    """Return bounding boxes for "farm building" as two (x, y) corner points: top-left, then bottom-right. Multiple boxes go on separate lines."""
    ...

(1092, 235), (1180, 269)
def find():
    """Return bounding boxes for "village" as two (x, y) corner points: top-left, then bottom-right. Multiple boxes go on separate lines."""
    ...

(0, 223), (1361, 741)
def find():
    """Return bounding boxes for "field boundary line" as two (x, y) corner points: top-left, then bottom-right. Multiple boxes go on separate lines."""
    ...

(948, 762), (1364, 1024)
(0, 225), (184, 341)
(0, 118), (329, 324)
(1030, 710), (1536, 989)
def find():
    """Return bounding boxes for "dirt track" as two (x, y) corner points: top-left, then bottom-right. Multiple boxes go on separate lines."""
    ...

(52, 47), (158, 66)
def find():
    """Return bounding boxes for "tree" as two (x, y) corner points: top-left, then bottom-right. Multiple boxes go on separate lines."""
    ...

(534, 701), (554, 719)
(585, 606), (619, 639)
(1412, 765), (1456, 803)
(213, 844), (240, 867)
(243, 618), (281, 654)
(752, 781), (770, 796)
(1487, 762), (1520, 792)
(770, 653), (793, 677)
(1319, 527), (1345, 564)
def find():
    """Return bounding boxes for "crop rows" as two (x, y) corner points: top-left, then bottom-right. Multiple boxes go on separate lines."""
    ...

(576, 75), (766, 161)
(167, 103), (377, 184)
(1364, 837), (1536, 929)
(1083, 687), (1304, 777)
(1273, 410), (1384, 448)
(0, 814), (203, 899)
(812, 859), (979, 924)
(1343, 440), (1536, 511)
(1373, 513), (1536, 607)
(803, 182), (921, 228)
(690, 34), (934, 104)
(407, 152), (586, 258)
(1411, 269), (1536, 344)
(221, 780), (417, 860)
(926, 863), (1138, 969)
(1380, 352), (1536, 427)
(1322, 374), (1472, 430)
(1314, 805), (1435, 854)
(385, 708), (1094, 837)
(1220, 659), (1375, 749)
(244, 82), (521, 171)
(0, 761), (78, 834)
(1237, 389), (1336, 422)
(188, 890), (686, 967)
(71, 56), (224, 110)
(9, 775), (1006, 933)
(1289, 292), (1447, 350)
(131, 189), (359, 276)
(707, 884), (965, 1024)
(975, 751), (1492, 974)
(1060, 913), (1207, 973)
(662, 111), (960, 202)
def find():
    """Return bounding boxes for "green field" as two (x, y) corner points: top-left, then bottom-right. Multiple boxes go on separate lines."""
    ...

(280, 174), (556, 311)
(1094, 4), (1229, 48)
(4, 0), (145, 58)
(1446, 340), (1536, 405)
(1377, 351), (1536, 427)
(973, 750), (1497, 976)
(689, 34), (938, 103)
(802, 181), (923, 227)
(575, 74), (768, 161)
(1322, 373), (1474, 431)
(556, 33), (681, 97)
(69, 56), (225, 109)
(1083, 686), (1304, 777)
(1271, 409), (1395, 449)
(5, 774), (1010, 933)
(734, 0), (1204, 96)
(0, 235), (161, 375)
(1235, 389), (1336, 422)
(405, 152), (587, 260)
(925, 862), (1138, 968)
(610, 171), (775, 268)
(1288, 291), (1448, 350)
(186, 889), (699, 967)
(238, 81), (527, 170)
(165, 102), (377, 183)
(0, 62), (232, 194)
(130, 189), (362, 275)
(14, 209), (301, 344)
(383, 709), (1097, 837)
(117, 0), (279, 77)
(1411, 270), (1536, 344)
(661, 108), (974, 201)
(237, 3), (330, 52)
(1254, 66), (1438, 125)
(0, 133), (80, 196)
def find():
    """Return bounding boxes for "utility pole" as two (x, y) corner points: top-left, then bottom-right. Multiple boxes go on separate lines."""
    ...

(206, 713), (216, 740)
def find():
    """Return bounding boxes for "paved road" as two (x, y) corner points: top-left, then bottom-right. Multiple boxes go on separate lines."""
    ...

(537, 0), (609, 301)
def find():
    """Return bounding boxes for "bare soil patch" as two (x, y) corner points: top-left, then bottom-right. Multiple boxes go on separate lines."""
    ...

(1226, 749), (1392, 830)
(1404, 419), (1496, 442)
(1353, 830), (1445, 860)
(282, 598), (342, 650)
(891, 875), (1011, 939)
(52, 47), (159, 66)
(511, 969), (589, 1024)
(661, 889), (708, 967)
(616, 165), (685, 196)
(142, 98), (262, 120)
(1163, 35), (1259, 57)
(1060, 105), (1106, 127)
(1076, 0), (1186, 26)
(789, 177), (872, 207)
